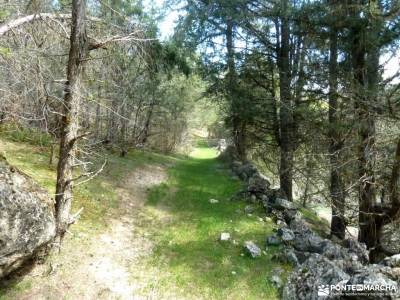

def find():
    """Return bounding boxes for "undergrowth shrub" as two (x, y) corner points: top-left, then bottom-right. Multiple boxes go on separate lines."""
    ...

(0, 123), (54, 147)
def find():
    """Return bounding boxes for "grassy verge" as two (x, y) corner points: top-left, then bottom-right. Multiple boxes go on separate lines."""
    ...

(0, 137), (176, 298)
(143, 146), (289, 299)
(0, 134), (289, 299)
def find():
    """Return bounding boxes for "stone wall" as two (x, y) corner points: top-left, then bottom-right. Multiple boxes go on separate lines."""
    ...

(226, 157), (400, 299)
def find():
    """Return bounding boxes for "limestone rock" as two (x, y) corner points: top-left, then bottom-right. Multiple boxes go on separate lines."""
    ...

(220, 232), (231, 241)
(282, 253), (350, 300)
(292, 231), (325, 253)
(346, 265), (399, 299)
(0, 158), (56, 279)
(383, 254), (400, 268)
(380, 221), (400, 255)
(343, 238), (369, 263)
(284, 248), (299, 266)
(247, 172), (270, 194)
(266, 235), (281, 246)
(271, 274), (283, 288)
(244, 241), (261, 258)
(244, 205), (255, 214)
(236, 162), (258, 181)
(272, 198), (297, 211)
(277, 227), (295, 243)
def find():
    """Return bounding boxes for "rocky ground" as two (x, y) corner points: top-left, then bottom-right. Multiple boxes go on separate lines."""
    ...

(227, 153), (400, 300)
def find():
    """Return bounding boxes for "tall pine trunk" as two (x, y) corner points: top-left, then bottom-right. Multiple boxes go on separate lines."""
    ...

(226, 18), (246, 161)
(278, 0), (294, 201)
(350, 3), (378, 250)
(329, 20), (346, 239)
(55, 0), (88, 243)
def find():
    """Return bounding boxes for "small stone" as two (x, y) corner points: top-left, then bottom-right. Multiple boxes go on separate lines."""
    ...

(220, 232), (231, 241)
(277, 228), (295, 242)
(258, 217), (264, 222)
(265, 217), (273, 222)
(245, 205), (255, 214)
(272, 198), (297, 211)
(209, 199), (219, 204)
(273, 267), (284, 275)
(383, 254), (400, 267)
(232, 271), (237, 275)
(271, 275), (283, 288)
(250, 194), (257, 203)
(266, 235), (281, 246)
(285, 249), (299, 266)
(247, 213), (253, 217)
(277, 219), (286, 227)
(244, 241), (261, 258)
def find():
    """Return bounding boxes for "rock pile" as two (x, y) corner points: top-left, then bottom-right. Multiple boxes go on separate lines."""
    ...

(227, 158), (400, 299)
(0, 156), (55, 279)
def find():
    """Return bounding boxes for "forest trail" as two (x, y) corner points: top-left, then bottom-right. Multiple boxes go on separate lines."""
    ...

(0, 135), (173, 300)
(11, 164), (168, 300)
(0, 141), (282, 300)
(76, 164), (168, 299)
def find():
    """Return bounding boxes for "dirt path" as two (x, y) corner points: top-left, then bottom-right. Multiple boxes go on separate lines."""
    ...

(82, 164), (168, 299)
(9, 165), (168, 300)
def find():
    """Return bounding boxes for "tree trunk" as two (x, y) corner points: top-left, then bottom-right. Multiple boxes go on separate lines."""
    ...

(226, 18), (246, 161)
(140, 91), (155, 145)
(55, 0), (88, 244)
(350, 4), (378, 249)
(94, 102), (101, 139)
(278, 0), (294, 201)
(328, 20), (346, 239)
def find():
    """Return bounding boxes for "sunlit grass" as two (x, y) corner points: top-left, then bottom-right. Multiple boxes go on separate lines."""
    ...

(190, 146), (218, 159)
(144, 147), (289, 299)
(0, 135), (289, 299)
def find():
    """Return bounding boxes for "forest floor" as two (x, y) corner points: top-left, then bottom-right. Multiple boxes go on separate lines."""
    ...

(0, 137), (288, 299)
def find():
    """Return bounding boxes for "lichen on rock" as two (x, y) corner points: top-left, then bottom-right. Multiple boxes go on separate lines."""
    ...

(0, 157), (56, 278)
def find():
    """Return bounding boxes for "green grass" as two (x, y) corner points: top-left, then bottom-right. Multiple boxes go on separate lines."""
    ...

(0, 138), (180, 234)
(0, 139), (117, 233)
(0, 123), (54, 147)
(143, 146), (289, 299)
(0, 137), (177, 298)
(0, 132), (288, 299)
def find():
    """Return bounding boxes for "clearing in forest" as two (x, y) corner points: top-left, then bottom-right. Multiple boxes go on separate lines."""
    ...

(0, 139), (287, 299)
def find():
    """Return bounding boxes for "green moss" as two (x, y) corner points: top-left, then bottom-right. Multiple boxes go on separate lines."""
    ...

(0, 280), (32, 299)
(300, 207), (330, 237)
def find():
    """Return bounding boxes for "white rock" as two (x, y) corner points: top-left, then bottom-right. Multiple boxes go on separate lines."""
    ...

(244, 241), (262, 258)
(209, 199), (219, 204)
(220, 232), (231, 241)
